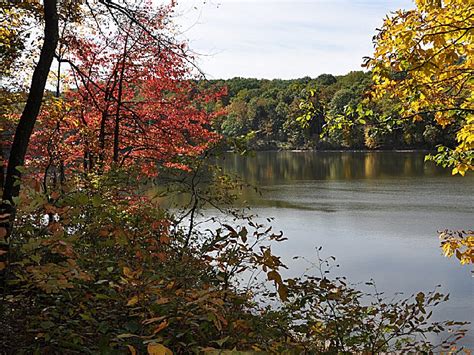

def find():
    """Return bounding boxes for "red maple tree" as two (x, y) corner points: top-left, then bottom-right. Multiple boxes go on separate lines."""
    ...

(28, 1), (226, 181)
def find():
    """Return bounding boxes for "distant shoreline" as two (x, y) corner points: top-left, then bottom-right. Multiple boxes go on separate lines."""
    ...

(226, 149), (435, 153)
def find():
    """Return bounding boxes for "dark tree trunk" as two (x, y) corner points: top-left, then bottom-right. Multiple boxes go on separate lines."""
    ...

(98, 103), (109, 170)
(0, 146), (4, 192)
(0, 0), (59, 281)
(113, 34), (129, 163)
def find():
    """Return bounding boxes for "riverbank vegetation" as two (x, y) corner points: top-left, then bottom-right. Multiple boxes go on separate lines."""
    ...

(0, 0), (472, 353)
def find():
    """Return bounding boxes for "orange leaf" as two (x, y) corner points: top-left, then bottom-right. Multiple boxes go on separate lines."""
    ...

(147, 343), (172, 355)
(156, 297), (170, 305)
(160, 235), (170, 244)
(127, 345), (137, 355)
(153, 321), (168, 334)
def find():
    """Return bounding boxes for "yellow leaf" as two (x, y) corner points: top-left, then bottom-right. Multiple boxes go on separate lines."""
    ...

(0, 261), (6, 271)
(147, 343), (173, 355)
(442, 243), (453, 257)
(126, 295), (139, 306)
(123, 267), (134, 278)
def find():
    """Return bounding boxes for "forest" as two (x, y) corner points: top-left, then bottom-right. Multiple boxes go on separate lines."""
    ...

(0, 0), (472, 353)
(203, 73), (459, 151)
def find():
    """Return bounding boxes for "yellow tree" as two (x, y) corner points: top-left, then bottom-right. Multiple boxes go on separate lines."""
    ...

(365, 0), (473, 176)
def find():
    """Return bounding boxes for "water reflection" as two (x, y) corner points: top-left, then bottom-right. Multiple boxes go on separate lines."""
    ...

(219, 151), (446, 183)
(216, 151), (474, 347)
(216, 151), (473, 213)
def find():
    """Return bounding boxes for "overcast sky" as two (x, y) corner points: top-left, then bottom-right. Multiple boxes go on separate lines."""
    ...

(173, 0), (414, 79)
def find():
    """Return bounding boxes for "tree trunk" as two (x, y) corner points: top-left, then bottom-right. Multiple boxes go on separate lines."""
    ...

(113, 34), (129, 163)
(0, 0), (59, 282)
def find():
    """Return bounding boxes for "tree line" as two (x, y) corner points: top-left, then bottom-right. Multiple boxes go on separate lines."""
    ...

(201, 72), (460, 151)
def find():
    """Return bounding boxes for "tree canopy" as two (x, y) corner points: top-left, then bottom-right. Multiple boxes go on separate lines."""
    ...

(365, 0), (474, 175)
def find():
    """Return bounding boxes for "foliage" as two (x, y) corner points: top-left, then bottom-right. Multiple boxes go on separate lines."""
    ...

(1, 181), (468, 348)
(1, 171), (468, 353)
(0, 167), (288, 353)
(0, 5), (24, 76)
(278, 253), (468, 353)
(25, 5), (224, 181)
(359, 0), (474, 267)
(1, 1), (471, 353)
(210, 72), (456, 151)
(364, 0), (474, 174)
(439, 230), (474, 265)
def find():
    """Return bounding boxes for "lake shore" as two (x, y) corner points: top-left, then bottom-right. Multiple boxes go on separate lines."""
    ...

(228, 148), (437, 153)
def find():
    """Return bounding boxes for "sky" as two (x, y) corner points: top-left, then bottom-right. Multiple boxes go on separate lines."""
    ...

(172, 0), (414, 79)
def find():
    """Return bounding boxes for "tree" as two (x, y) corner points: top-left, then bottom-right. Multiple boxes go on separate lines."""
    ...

(364, 0), (473, 175)
(36, 10), (223, 178)
(1, 0), (59, 276)
(364, 0), (474, 266)
(0, 0), (222, 280)
(315, 73), (337, 86)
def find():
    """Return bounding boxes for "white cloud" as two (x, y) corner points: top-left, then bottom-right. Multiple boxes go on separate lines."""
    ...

(173, 0), (414, 79)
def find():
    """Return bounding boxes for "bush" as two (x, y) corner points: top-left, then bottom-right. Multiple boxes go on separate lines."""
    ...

(0, 168), (469, 353)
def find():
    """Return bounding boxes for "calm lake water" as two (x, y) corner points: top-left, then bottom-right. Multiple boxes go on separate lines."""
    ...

(218, 151), (474, 347)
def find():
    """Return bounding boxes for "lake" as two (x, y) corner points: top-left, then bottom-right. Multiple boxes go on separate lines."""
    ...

(218, 151), (474, 348)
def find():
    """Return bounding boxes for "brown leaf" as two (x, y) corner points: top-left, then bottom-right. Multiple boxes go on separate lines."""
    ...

(160, 235), (170, 244)
(278, 285), (288, 301)
(267, 270), (282, 285)
(142, 316), (167, 325)
(156, 297), (170, 305)
(0, 227), (7, 240)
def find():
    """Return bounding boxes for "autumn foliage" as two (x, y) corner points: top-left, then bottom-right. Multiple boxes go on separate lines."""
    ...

(28, 5), (224, 181)
(0, 0), (471, 353)
(365, 0), (473, 175)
